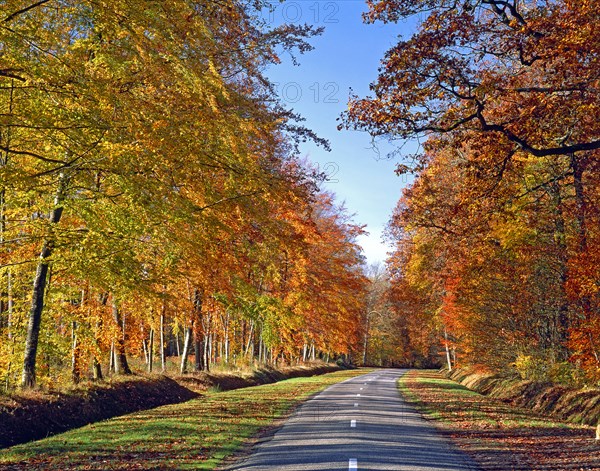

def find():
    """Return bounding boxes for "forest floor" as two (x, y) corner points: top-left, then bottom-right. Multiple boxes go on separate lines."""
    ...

(0, 369), (369, 470)
(400, 370), (600, 471)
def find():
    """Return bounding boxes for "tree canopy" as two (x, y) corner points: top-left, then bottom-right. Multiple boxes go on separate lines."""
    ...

(0, 0), (368, 389)
(345, 0), (600, 382)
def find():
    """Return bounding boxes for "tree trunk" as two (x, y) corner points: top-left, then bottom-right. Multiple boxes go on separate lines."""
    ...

(570, 154), (588, 252)
(109, 341), (115, 373)
(142, 336), (149, 365)
(22, 173), (67, 388)
(180, 325), (193, 374)
(444, 328), (453, 372)
(71, 321), (80, 384)
(225, 333), (230, 363)
(245, 321), (254, 360)
(160, 308), (166, 372)
(92, 294), (107, 381)
(194, 334), (203, 371)
(111, 301), (131, 375)
(147, 328), (154, 373)
(93, 355), (103, 381)
(203, 333), (210, 372)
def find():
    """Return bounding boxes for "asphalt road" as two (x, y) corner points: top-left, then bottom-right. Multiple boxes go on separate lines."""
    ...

(226, 369), (480, 471)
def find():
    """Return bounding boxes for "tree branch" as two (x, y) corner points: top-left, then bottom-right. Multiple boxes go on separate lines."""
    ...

(3, 0), (51, 22)
(0, 145), (67, 164)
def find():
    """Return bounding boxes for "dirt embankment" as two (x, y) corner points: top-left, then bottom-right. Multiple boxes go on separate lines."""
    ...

(0, 363), (341, 449)
(447, 367), (600, 426)
(176, 363), (340, 392)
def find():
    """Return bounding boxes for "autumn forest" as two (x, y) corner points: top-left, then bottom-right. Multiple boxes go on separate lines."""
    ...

(346, 0), (600, 384)
(1, 0), (600, 394)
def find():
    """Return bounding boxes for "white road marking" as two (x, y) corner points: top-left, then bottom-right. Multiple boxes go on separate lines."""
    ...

(354, 403), (358, 407)
(349, 458), (358, 470)
(360, 388), (363, 390)
(357, 393), (361, 397)
(351, 419), (356, 427)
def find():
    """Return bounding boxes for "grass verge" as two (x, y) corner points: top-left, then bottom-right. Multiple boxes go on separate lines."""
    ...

(399, 370), (600, 471)
(0, 362), (340, 449)
(0, 369), (367, 470)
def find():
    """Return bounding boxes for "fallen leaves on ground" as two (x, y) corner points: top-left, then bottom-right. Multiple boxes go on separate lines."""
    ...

(402, 370), (600, 471)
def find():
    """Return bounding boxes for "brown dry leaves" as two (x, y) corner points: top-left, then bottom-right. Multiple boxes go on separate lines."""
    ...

(404, 370), (600, 471)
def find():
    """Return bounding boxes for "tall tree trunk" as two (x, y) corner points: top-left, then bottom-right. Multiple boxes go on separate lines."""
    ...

(92, 293), (108, 380)
(142, 328), (149, 365)
(245, 321), (254, 360)
(109, 341), (115, 373)
(22, 172), (67, 388)
(111, 301), (132, 375)
(194, 333), (203, 371)
(92, 356), (103, 381)
(142, 338), (149, 364)
(362, 312), (370, 366)
(180, 324), (193, 374)
(160, 306), (166, 372)
(147, 328), (154, 373)
(444, 327), (453, 372)
(203, 332), (210, 372)
(570, 154), (588, 252)
(71, 321), (80, 384)
(221, 312), (230, 364)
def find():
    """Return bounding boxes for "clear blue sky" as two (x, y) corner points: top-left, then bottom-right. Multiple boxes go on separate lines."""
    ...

(265, 1), (418, 265)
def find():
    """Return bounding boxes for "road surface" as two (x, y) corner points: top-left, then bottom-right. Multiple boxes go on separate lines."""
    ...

(226, 369), (480, 471)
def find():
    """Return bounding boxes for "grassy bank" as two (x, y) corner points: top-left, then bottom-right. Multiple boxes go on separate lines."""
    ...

(399, 370), (600, 470)
(447, 367), (600, 426)
(1, 369), (368, 470)
(0, 362), (340, 448)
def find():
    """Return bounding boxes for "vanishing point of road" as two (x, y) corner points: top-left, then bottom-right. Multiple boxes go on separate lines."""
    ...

(226, 369), (480, 471)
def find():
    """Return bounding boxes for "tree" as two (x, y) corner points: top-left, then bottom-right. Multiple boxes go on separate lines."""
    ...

(344, 1), (600, 157)
(343, 0), (600, 381)
(1, 0), (338, 388)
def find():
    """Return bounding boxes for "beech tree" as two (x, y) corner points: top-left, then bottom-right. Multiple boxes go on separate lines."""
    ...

(347, 0), (600, 381)
(0, 1), (369, 389)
